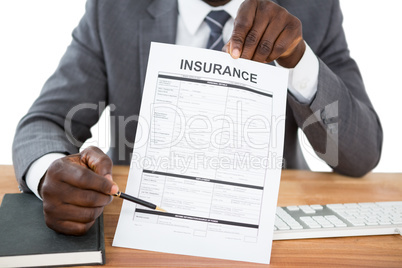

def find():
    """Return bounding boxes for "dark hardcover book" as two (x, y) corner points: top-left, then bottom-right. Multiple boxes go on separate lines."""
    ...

(0, 193), (105, 267)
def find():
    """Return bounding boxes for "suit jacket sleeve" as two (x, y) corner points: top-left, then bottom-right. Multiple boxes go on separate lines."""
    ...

(12, 0), (107, 192)
(287, 0), (383, 177)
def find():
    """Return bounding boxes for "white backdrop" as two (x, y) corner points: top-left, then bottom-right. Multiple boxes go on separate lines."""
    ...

(1, 1), (401, 173)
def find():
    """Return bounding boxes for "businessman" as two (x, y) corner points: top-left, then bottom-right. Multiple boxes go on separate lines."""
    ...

(13, 0), (382, 235)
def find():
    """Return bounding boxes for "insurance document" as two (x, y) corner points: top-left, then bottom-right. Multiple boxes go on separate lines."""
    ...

(113, 42), (288, 264)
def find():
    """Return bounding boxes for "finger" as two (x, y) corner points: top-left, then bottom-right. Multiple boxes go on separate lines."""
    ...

(251, 23), (283, 62)
(58, 183), (113, 207)
(275, 39), (306, 68)
(59, 163), (118, 195)
(41, 171), (112, 207)
(80, 146), (113, 178)
(239, 6), (270, 60)
(228, 0), (257, 59)
(266, 31), (293, 62)
(45, 203), (104, 224)
(251, 10), (288, 62)
(46, 218), (96, 236)
(267, 19), (303, 62)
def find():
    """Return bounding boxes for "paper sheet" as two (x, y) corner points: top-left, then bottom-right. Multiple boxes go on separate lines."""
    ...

(113, 42), (288, 264)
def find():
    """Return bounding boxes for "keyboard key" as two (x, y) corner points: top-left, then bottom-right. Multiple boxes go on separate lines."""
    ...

(310, 205), (323, 210)
(327, 204), (344, 210)
(349, 221), (365, 227)
(344, 203), (359, 209)
(321, 223), (335, 228)
(287, 206), (300, 211)
(299, 216), (321, 228)
(289, 224), (303, 230)
(333, 222), (347, 227)
(299, 206), (316, 214)
(302, 209), (316, 214)
(378, 221), (391, 225)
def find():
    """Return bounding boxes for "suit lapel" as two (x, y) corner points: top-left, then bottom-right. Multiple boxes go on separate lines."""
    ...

(139, 0), (178, 92)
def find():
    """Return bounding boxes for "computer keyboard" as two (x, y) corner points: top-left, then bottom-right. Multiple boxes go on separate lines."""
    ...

(273, 201), (402, 240)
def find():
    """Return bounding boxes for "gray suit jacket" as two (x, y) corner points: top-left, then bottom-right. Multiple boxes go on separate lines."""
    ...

(13, 0), (383, 193)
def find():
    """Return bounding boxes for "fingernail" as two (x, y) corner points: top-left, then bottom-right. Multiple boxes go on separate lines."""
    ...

(105, 174), (113, 181)
(231, 48), (240, 59)
(111, 184), (119, 195)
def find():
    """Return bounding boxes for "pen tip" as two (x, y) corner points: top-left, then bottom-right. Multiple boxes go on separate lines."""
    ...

(155, 206), (167, 213)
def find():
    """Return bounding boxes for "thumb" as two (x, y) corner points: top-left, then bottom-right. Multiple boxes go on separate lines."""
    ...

(80, 146), (118, 194)
(227, 39), (241, 59)
(104, 174), (119, 195)
(81, 146), (113, 176)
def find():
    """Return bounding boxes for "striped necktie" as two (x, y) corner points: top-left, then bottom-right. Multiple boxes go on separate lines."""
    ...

(205, 10), (231, 51)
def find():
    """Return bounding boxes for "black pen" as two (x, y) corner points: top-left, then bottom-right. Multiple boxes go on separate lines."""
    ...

(114, 191), (167, 212)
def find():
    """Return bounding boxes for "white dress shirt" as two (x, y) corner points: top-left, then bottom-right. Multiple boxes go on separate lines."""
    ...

(26, 0), (319, 199)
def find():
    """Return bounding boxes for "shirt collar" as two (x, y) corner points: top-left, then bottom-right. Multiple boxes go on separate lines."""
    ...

(178, 0), (244, 35)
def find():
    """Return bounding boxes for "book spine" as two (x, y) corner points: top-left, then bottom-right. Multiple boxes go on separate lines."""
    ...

(99, 213), (106, 265)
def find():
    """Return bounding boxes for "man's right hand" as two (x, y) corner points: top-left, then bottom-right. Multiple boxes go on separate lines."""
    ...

(39, 146), (119, 235)
(226, 0), (306, 68)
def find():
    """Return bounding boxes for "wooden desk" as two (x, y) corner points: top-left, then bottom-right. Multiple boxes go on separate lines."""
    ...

(1, 165), (401, 267)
